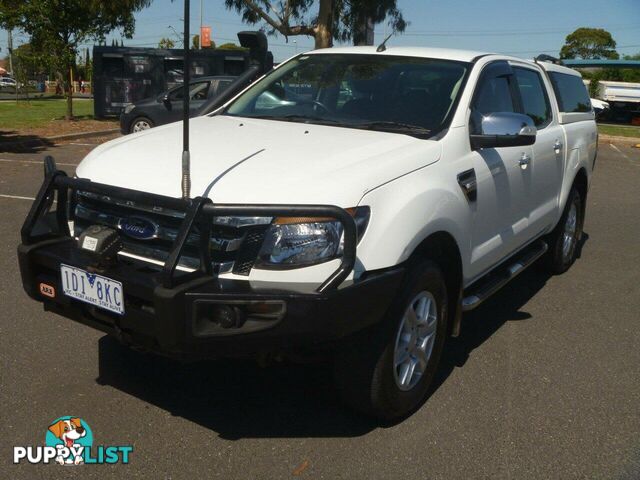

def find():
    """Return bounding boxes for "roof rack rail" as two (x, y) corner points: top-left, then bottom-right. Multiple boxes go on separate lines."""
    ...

(534, 54), (564, 65)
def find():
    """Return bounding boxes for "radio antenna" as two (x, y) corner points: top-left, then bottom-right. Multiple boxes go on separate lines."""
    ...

(181, 0), (191, 199)
(376, 33), (393, 53)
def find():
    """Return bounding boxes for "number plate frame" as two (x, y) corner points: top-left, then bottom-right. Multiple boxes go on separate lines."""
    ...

(60, 264), (125, 315)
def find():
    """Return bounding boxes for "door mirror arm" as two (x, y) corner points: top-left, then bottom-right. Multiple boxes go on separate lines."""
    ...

(162, 94), (172, 110)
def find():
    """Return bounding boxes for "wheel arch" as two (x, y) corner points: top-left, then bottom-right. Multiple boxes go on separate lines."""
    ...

(558, 166), (588, 231)
(572, 167), (588, 202)
(572, 167), (588, 229)
(409, 231), (464, 337)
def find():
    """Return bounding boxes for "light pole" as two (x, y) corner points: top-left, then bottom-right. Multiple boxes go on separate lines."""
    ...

(200, 0), (203, 49)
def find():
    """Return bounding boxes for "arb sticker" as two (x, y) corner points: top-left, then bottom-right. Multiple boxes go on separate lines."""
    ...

(39, 283), (56, 298)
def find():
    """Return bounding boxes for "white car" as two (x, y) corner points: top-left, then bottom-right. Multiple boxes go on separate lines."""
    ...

(591, 97), (610, 119)
(0, 77), (17, 89)
(19, 46), (596, 420)
(597, 80), (640, 119)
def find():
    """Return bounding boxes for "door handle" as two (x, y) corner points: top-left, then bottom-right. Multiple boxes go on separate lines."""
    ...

(519, 153), (531, 170)
(554, 140), (563, 154)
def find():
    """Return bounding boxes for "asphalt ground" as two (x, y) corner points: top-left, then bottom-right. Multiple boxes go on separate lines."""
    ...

(1, 137), (639, 479)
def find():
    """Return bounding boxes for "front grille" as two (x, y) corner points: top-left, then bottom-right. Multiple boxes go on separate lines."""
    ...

(233, 228), (267, 275)
(72, 192), (269, 275)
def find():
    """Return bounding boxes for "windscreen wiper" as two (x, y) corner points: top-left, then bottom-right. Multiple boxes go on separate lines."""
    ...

(262, 114), (339, 125)
(353, 121), (432, 138)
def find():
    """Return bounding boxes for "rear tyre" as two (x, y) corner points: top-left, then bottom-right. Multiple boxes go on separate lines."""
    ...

(334, 259), (448, 421)
(544, 186), (583, 274)
(130, 117), (154, 133)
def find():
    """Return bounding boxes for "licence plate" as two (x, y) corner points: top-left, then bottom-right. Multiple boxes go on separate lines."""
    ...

(60, 264), (125, 315)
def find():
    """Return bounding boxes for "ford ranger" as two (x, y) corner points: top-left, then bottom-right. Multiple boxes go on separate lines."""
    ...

(18, 47), (596, 420)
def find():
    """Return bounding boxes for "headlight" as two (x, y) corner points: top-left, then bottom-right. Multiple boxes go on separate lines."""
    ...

(255, 207), (370, 269)
(123, 104), (136, 114)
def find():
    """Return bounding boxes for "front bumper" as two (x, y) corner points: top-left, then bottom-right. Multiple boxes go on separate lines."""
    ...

(18, 238), (403, 358)
(18, 159), (404, 359)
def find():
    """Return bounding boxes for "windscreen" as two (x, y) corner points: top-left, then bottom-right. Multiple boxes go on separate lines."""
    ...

(223, 54), (469, 138)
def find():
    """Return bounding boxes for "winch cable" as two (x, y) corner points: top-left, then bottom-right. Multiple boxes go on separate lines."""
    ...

(181, 0), (191, 200)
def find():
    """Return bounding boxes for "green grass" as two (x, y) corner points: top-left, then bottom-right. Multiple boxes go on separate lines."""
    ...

(598, 124), (640, 139)
(0, 98), (94, 130)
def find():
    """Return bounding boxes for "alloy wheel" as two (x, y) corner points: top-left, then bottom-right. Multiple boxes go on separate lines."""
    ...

(393, 291), (438, 391)
(562, 200), (578, 261)
(132, 120), (151, 132)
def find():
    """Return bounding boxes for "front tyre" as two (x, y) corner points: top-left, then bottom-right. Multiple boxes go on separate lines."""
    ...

(545, 186), (583, 274)
(130, 116), (154, 133)
(334, 260), (448, 420)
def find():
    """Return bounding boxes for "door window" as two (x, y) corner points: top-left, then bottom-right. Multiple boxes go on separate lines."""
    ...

(215, 79), (234, 95)
(190, 82), (210, 100)
(514, 67), (552, 128)
(470, 67), (516, 134)
(473, 76), (515, 115)
(548, 72), (591, 113)
(168, 81), (210, 101)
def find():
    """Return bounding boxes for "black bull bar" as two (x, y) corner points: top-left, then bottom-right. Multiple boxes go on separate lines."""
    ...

(21, 156), (358, 293)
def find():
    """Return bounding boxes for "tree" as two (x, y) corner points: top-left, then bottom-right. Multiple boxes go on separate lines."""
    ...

(0, 0), (152, 120)
(192, 34), (215, 49)
(224, 0), (406, 49)
(76, 47), (93, 84)
(601, 52), (640, 83)
(158, 37), (176, 49)
(85, 47), (91, 82)
(216, 42), (245, 51)
(336, 0), (406, 45)
(621, 53), (640, 83)
(12, 43), (41, 101)
(11, 43), (41, 78)
(560, 28), (619, 60)
(579, 50), (640, 95)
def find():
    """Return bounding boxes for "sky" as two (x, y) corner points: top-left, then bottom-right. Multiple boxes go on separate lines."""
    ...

(1, 0), (639, 63)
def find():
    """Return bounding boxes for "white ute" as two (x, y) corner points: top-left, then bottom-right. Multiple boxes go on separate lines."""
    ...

(19, 46), (596, 420)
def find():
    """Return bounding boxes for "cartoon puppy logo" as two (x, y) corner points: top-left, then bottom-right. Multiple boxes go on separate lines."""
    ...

(48, 418), (86, 465)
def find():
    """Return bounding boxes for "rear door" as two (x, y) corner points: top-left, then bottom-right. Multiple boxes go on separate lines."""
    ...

(467, 61), (534, 278)
(513, 65), (564, 235)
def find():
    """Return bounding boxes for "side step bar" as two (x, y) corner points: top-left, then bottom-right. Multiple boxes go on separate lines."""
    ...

(462, 240), (548, 312)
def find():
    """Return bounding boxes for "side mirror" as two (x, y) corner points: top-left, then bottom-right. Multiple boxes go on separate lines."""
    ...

(470, 112), (536, 150)
(161, 94), (172, 110)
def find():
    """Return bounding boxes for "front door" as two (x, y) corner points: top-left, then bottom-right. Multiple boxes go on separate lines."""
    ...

(466, 62), (534, 280)
(167, 80), (211, 122)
